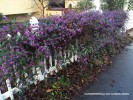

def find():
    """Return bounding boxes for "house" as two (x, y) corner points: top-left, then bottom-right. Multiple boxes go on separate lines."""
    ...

(0, 0), (80, 21)
(43, 0), (80, 16)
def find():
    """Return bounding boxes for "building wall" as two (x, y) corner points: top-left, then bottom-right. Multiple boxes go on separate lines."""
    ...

(0, 0), (37, 15)
(65, 0), (79, 8)
(0, 0), (80, 21)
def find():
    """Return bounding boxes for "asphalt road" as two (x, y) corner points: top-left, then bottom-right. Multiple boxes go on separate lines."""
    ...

(74, 31), (133, 100)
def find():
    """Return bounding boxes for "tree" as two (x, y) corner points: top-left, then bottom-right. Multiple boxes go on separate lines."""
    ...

(128, 0), (133, 10)
(76, 0), (94, 11)
(101, 0), (128, 11)
(33, 0), (49, 18)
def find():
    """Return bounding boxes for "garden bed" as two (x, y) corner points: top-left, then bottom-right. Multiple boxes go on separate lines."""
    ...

(20, 34), (133, 100)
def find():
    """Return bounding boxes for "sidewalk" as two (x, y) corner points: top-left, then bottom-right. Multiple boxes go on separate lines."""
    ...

(74, 31), (133, 100)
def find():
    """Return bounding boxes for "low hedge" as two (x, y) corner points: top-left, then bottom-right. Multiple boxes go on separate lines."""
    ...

(0, 10), (128, 94)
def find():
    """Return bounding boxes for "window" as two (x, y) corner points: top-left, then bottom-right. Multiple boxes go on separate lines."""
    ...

(49, 0), (65, 8)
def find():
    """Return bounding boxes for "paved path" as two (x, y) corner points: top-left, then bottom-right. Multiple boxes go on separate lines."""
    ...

(74, 31), (133, 100)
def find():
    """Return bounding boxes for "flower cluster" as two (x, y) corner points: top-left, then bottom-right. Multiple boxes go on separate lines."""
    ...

(0, 10), (127, 92)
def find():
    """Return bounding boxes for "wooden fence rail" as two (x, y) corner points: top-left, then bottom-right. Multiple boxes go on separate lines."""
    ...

(0, 50), (78, 100)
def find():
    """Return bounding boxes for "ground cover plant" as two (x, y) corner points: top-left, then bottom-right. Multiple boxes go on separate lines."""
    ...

(0, 10), (130, 99)
(24, 34), (133, 100)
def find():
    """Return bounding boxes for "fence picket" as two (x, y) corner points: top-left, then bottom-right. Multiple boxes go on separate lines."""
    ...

(49, 55), (52, 68)
(54, 59), (58, 72)
(44, 58), (48, 77)
(13, 65), (20, 87)
(75, 54), (78, 61)
(59, 51), (63, 69)
(71, 52), (74, 62)
(1, 50), (78, 100)
(6, 79), (14, 100)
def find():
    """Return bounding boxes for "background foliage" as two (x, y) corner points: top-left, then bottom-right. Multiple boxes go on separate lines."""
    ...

(101, 0), (133, 10)
(76, 0), (94, 10)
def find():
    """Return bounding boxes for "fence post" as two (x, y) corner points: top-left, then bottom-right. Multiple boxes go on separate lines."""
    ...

(0, 91), (4, 100)
(6, 78), (14, 100)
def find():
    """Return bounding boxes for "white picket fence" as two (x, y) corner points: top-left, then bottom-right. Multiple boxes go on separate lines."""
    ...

(1, 10), (133, 100)
(0, 51), (78, 100)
